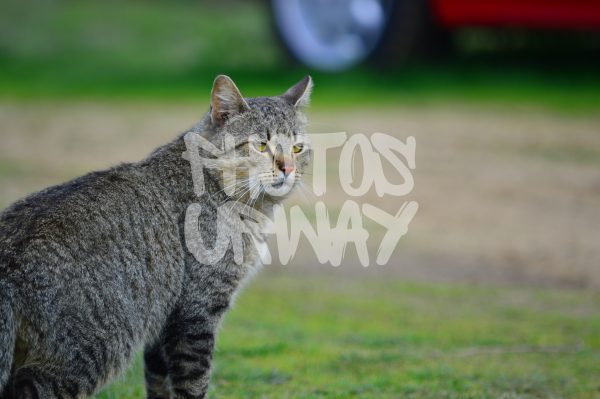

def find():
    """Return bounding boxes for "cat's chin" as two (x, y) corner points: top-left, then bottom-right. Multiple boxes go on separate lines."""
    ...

(262, 180), (295, 198)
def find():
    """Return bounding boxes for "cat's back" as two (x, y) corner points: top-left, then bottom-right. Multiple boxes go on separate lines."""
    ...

(1, 161), (185, 338)
(1, 165), (133, 256)
(0, 163), (183, 281)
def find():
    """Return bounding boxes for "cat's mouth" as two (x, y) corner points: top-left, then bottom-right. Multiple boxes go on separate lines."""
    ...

(260, 172), (295, 197)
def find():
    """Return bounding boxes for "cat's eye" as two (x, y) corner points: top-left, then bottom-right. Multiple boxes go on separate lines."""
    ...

(254, 142), (268, 152)
(292, 144), (304, 154)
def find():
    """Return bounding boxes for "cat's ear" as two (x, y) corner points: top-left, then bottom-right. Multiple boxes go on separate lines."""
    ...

(210, 75), (250, 127)
(281, 75), (313, 108)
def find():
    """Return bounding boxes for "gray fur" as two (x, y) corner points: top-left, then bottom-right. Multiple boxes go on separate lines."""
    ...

(0, 75), (313, 399)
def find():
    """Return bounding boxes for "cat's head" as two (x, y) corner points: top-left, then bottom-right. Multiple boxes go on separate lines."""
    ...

(206, 75), (313, 204)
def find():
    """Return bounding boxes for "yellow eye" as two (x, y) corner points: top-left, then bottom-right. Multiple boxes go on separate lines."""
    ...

(292, 144), (304, 154)
(254, 142), (267, 152)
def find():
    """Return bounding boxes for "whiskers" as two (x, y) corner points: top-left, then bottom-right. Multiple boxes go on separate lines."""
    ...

(216, 176), (263, 212)
(213, 169), (314, 211)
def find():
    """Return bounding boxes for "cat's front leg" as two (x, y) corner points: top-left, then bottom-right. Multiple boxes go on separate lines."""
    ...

(163, 306), (225, 399)
(144, 343), (171, 399)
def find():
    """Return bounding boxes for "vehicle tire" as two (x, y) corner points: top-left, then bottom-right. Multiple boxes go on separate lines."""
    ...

(269, 0), (395, 71)
(269, 0), (450, 71)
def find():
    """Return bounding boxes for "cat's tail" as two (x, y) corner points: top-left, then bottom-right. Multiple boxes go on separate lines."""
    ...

(0, 293), (15, 395)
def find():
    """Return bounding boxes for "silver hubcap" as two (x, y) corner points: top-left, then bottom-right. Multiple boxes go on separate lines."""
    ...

(272, 0), (392, 71)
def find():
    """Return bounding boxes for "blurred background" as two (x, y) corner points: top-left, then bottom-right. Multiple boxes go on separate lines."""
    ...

(1, 0), (599, 397)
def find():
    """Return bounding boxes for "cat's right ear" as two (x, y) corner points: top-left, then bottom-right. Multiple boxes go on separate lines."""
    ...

(210, 75), (250, 127)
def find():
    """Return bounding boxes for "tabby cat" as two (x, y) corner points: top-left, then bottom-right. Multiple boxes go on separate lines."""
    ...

(0, 75), (313, 398)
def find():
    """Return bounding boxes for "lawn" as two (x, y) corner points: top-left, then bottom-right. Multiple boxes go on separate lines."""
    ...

(94, 273), (600, 399)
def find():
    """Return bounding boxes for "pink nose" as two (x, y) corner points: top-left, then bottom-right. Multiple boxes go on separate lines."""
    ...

(282, 165), (295, 177)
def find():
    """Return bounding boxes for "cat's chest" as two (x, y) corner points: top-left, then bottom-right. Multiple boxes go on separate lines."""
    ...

(183, 201), (271, 278)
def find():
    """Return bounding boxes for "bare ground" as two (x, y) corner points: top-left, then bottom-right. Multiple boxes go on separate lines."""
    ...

(1, 101), (599, 288)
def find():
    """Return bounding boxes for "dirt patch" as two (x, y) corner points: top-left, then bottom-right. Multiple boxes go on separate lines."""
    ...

(1, 101), (599, 288)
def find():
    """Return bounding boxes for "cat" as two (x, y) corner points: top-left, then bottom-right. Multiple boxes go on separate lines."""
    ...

(0, 75), (313, 399)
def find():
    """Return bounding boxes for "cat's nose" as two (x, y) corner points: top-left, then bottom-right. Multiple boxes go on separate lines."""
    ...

(282, 165), (295, 177)
(275, 156), (295, 177)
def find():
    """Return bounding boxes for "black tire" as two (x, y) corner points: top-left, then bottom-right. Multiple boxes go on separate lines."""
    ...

(368, 0), (452, 68)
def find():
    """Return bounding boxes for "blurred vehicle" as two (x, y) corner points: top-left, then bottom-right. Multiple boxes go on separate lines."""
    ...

(270, 0), (600, 71)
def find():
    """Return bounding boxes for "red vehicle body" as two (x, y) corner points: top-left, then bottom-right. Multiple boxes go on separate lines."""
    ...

(433, 0), (600, 29)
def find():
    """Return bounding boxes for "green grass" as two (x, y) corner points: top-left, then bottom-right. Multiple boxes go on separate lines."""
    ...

(94, 274), (600, 398)
(1, 0), (600, 113)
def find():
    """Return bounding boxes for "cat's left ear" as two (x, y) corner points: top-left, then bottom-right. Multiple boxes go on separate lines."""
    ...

(211, 75), (250, 127)
(281, 75), (313, 108)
